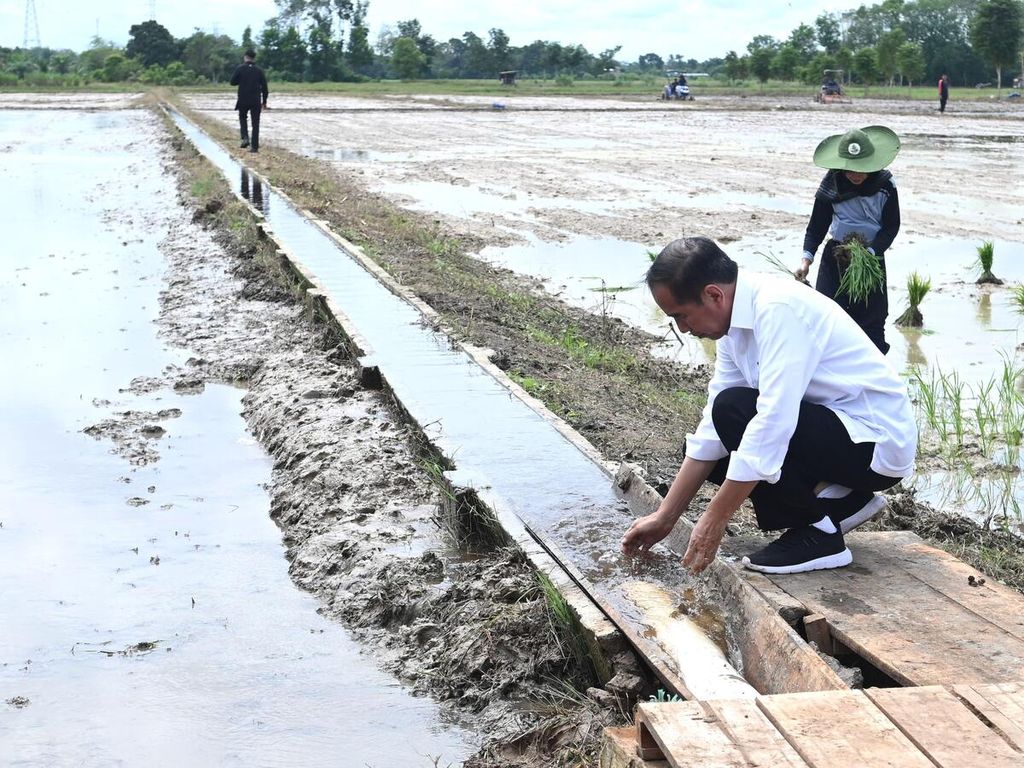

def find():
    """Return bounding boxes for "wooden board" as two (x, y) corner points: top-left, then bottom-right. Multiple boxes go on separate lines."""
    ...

(741, 531), (1024, 686)
(866, 686), (1023, 767)
(700, 699), (808, 767)
(758, 690), (935, 768)
(635, 702), (756, 768)
(954, 682), (1024, 751)
(878, 531), (1024, 642)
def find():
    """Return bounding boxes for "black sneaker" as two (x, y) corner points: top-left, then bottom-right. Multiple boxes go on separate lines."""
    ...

(821, 490), (886, 534)
(249, 147), (258, 153)
(240, 140), (250, 148)
(742, 525), (852, 574)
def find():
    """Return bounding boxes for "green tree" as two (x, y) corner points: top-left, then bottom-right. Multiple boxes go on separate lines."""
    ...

(595, 46), (621, 74)
(746, 36), (779, 85)
(637, 52), (664, 71)
(788, 23), (818, 57)
(307, 13), (343, 80)
(853, 46), (879, 87)
(971, 0), (1024, 89)
(126, 20), (178, 67)
(772, 44), (802, 80)
(876, 27), (907, 84)
(391, 36), (425, 79)
(346, 1), (374, 73)
(489, 28), (511, 72)
(102, 53), (132, 81)
(79, 37), (122, 73)
(278, 25), (308, 80)
(897, 40), (926, 86)
(242, 26), (255, 51)
(724, 50), (746, 82)
(815, 13), (842, 53)
(181, 31), (237, 83)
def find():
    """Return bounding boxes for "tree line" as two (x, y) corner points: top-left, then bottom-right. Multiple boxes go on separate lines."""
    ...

(1, 0), (1021, 88)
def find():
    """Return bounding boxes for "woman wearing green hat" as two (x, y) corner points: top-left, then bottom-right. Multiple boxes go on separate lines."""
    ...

(794, 126), (901, 354)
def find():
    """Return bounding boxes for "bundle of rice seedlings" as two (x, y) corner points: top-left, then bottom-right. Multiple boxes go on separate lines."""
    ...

(895, 272), (931, 327)
(974, 240), (1003, 285)
(835, 236), (884, 304)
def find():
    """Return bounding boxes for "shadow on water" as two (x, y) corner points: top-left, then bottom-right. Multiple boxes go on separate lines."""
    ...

(0, 109), (471, 766)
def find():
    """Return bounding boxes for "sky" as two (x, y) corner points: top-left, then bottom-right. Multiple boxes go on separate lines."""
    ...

(1, 0), (870, 62)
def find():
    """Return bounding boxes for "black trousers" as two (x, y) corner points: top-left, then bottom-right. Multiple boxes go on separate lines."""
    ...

(706, 387), (900, 531)
(238, 105), (262, 150)
(816, 239), (889, 354)
(939, 95), (948, 113)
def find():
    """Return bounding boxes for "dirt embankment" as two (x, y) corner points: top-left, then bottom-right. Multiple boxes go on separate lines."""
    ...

(129, 123), (629, 766)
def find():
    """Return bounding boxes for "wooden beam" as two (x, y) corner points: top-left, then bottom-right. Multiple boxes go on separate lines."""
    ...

(802, 613), (833, 656)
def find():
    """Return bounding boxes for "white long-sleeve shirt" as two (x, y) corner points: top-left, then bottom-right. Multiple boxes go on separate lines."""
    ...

(685, 271), (917, 483)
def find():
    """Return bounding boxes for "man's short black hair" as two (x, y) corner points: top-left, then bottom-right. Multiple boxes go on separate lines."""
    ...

(244, 49), (256, 59)
(646, 237), (738, 304)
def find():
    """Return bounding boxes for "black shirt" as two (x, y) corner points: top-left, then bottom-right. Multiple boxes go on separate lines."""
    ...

(230, 62), (268, 110)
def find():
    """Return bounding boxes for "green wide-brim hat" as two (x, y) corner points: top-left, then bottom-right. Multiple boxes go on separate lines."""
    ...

(813, 125), (901, 172)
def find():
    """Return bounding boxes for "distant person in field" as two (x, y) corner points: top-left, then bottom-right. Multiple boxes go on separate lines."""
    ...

(938, 74), (950, 113)
(623, 237), (916, 575)
(795, 126), (901, 354)
(230, 49), (269, 153)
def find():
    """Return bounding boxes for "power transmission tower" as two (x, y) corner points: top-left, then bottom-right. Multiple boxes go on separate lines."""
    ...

(23, 0), (41, 48)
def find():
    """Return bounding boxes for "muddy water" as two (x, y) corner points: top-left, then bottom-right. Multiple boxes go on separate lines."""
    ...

(0, 111), (471, 766)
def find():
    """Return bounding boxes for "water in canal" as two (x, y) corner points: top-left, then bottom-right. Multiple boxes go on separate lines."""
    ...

(0, 110), (472, 766)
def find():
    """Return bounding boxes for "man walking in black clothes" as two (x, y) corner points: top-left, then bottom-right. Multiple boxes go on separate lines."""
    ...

(230, 49), (269, 153)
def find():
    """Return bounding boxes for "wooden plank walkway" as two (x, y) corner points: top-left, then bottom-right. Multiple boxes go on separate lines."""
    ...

(624, 684), (1024, 768)
(725, 530), (1024, 686)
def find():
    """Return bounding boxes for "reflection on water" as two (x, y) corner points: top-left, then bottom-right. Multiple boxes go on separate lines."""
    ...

(977, 292), (992, 328)
(240, 167), (267, 215)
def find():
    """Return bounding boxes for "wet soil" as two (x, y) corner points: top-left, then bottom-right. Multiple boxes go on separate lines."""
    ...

(174, 92), (1024, 594)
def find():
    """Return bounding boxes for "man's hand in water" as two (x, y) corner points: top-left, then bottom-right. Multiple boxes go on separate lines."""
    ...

(621, 511), (676, 556)
(681, 508), (730, 574)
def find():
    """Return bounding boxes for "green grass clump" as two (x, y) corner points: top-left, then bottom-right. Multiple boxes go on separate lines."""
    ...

(974, 240), (1003, 285)
(895, 272), (931, 327)
(836, 238), (884, 304)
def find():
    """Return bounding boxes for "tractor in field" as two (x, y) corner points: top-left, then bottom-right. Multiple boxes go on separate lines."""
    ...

(814, 69), (852, 104)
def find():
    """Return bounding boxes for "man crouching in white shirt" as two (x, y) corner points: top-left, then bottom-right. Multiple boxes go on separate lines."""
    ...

(622, 236), (916, 574)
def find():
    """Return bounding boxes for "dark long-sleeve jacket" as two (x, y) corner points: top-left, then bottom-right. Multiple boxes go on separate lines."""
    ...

(802, 170), (900, 259)
(230, 62), (268, 110)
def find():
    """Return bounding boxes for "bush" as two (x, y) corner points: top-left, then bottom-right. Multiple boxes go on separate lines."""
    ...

(555, 73), (574, 86)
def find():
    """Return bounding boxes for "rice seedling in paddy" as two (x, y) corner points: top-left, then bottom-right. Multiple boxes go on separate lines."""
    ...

(973, 240), (1004, 285)
(835, 237), (884, 304)
(895, 272), (931, 327)
(1012, 284), (1024, 314)
(909, 354), (1024, 526)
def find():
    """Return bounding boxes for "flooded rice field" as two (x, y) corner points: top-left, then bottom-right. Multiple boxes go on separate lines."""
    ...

(187, 92), (1024, 530)
(0, 109), (473, 766)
